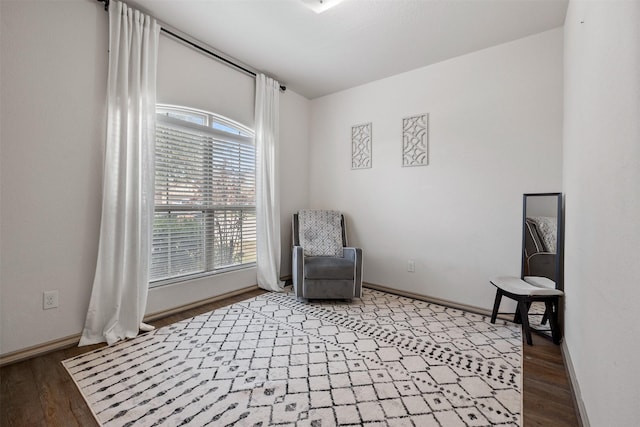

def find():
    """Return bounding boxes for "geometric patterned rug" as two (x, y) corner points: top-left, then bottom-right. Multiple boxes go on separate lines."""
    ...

(63, 288), (522, 426)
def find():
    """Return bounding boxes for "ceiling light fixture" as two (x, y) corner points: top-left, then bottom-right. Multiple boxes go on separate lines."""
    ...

(300, 0), (344, 14)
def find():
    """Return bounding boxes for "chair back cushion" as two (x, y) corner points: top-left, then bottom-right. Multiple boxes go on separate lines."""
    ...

(527, 216), (557, 253)
(524, 219), (545, 256)
(298, 210), (344, 257)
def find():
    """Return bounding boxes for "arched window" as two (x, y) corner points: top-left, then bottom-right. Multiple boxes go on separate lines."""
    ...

(151, 105), (256, 285)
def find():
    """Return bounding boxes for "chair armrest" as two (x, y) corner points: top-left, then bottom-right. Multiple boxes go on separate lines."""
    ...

(344, 247), (363, 296)
(343, 247), (361, 262)
(292, 245), (304, 295)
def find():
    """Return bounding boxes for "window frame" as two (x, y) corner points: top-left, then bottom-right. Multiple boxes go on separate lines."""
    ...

(150, 104), (256, 287)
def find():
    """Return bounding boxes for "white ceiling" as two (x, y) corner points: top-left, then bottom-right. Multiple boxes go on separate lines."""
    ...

(131, 0), (568, 99)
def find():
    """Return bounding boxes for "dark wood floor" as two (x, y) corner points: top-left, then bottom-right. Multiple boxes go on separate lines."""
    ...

(0, 289), (579, 426)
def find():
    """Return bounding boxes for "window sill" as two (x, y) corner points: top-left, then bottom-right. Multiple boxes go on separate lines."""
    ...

(149, 263), (256, 288)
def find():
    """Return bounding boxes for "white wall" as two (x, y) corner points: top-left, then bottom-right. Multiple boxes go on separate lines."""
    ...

(1, 0), (105, 356)
(279, 90), (311, 277)
(0, 0), (310, 356)
(309, 28), (564, 309)
(563, 1), (640, 425)
(157, 35), (255, 128)
(526, 195), (558, 217)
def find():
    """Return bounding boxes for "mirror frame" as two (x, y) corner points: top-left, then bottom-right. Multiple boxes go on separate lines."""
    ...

(521, 192), (563, 291)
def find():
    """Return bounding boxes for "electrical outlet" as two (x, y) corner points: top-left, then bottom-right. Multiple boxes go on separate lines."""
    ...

(408, 259), (415, 273)
(43, 290), (59, 310)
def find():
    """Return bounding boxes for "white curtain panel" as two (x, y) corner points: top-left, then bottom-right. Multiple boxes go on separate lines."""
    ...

(255, 74), (284, 292)
(80, 1), (160, 346)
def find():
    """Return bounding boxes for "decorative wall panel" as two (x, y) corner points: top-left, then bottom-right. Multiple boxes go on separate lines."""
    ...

(351, 123), (372, 169)
(402, 114), (428, 167)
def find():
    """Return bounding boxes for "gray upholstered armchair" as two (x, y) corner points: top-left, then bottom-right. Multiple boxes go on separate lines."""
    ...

(292, 210), (363, 300)
(524, 217), (557, 281)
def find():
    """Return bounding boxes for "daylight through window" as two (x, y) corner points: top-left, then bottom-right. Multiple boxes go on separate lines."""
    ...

(151, 105), (256, 285)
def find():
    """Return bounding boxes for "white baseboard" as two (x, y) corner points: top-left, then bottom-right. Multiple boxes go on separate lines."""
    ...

(561, 340), (589, 427)
(0, 284), (260, 367)
(144, 285), (259, 322)
(364, 282), (493, 317)
(0, 334), (82, 367)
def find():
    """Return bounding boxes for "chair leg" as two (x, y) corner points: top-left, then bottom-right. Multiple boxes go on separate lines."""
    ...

(518, 300), (533, 345)
(490, 289), (503, 324)
(545, 299), (561, 344)
(513, 310), (522, 324)
(541, 309), (549, 325)
(513, 301), (532, 324)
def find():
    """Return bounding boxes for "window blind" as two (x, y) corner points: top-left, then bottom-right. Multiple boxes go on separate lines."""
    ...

(151, 114), (256, 284)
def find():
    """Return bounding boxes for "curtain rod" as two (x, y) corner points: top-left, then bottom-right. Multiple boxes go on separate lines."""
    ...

(96, 0), (286, 92)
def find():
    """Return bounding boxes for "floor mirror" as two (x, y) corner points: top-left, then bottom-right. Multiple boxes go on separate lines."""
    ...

(521, 192), (563, 338)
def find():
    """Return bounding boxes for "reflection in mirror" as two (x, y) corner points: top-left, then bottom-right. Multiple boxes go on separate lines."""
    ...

(521, 193), (563, 338)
